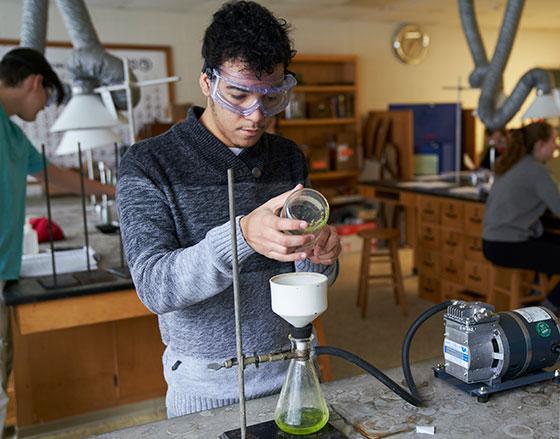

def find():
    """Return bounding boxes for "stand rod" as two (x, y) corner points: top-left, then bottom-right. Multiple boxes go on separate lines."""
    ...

(227, 168), (246, 439)
(77, 143), (91, 272)
(114, 142), (125, 268)
(41, 144), (57, 285)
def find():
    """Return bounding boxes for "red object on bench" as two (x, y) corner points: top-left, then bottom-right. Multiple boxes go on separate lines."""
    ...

(29, 217), (65, 242)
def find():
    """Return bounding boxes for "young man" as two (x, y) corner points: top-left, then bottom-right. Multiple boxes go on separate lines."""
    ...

(117, 1), (341, 417)
(0, 47), (114, 431)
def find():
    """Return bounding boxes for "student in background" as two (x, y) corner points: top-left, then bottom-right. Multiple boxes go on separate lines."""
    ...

(482, 121), (560, 315)
(0, 47), (114, 433)
(479, 127), (508, 171)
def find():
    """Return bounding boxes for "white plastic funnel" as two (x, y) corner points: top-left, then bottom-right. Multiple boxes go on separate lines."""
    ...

(270, 272), (328, 328)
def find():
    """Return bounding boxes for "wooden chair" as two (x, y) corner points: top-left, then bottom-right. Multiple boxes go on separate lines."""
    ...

(357, 227), (407, 318)
(488, 266), (549, 311)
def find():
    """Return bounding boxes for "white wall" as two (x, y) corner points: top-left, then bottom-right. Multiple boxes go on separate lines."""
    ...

(2, 2), (560, 151)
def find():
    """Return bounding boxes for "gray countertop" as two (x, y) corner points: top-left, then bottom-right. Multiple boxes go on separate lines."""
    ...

(3, 195), (133, 306)
(24, 195), (123, 269)
(96, 361), (560, 438)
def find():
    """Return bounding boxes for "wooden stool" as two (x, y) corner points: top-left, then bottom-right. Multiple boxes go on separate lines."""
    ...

(312, 317), (332, 382)
(489, 266), (549, 311)
(357, 228), (407, 318)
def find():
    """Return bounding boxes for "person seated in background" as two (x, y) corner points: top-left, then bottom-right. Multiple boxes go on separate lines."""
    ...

(482, 121), (560, 315)
(479, 127), (508, 171)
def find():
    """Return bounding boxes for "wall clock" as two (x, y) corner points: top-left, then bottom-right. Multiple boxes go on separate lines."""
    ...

(392, 23), (430, 65)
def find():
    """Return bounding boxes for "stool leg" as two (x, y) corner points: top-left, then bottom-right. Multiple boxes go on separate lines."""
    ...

(389, 238), (407, 316)
(357, 237), (370, 314)
(510, 271), (521, 310)
(487, 267), (497, 306)
(312, 317), (333, 382)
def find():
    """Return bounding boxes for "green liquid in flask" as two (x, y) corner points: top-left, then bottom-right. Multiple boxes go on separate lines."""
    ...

(275, 407), (329, 435)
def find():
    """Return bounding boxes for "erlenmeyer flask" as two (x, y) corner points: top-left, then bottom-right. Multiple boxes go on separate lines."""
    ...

(274, 330), (329, 435)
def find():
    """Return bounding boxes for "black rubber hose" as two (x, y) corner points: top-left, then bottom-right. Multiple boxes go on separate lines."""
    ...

(314, 345), (422, 407)
(401, 300), (453, 399)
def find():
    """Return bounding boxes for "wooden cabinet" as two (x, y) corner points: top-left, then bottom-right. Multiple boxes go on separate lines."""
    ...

(416, 195), (492, 303)
(278, 55), (360, 193)
(11, 290), (165, 427)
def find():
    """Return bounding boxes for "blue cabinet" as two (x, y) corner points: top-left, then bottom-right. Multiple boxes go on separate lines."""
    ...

(389, 103), (460, 174)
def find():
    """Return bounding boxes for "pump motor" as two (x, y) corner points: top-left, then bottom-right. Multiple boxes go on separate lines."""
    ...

(442, 302), (560, 386)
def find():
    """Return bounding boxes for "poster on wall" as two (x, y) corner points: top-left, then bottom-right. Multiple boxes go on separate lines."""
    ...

(0, 40), (175, 168)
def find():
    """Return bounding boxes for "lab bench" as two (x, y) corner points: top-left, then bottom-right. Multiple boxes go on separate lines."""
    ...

(4, 196), (165, 428)
(359, 179), (560, 310)
(96, 359), (560, 438)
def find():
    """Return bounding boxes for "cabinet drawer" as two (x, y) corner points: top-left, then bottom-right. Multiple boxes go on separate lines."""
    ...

(441, 254), (464, 283)
(418, 275), (441, 303)
(418, 196), (440, 224)
(442, 281), (486, 302)
(441, 280), (465, 301)
(464, 260), (490, 295)
(440, 200), (464, 229)
(464, 235), (485, 262)
(418, 223), (440, 250)
(417, 248), (440, 278)
(464, 202), (484, 235)
(441, 228), (464, 258)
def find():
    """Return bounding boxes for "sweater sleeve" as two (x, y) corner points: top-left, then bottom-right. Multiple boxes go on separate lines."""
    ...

(117, 155), (254, 315)
(535, 168), (560, 216)
(295, 259), (339, 286)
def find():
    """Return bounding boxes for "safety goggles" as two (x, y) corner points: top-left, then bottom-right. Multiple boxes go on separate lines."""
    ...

(209, 68), (297, 117)
(44, 84), (57, 107)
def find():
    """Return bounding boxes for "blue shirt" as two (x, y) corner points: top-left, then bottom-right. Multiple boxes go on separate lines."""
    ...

(0, 104), (45, 280)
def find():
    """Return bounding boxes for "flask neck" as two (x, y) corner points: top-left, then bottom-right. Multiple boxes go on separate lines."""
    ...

(289, 334), (313, 361)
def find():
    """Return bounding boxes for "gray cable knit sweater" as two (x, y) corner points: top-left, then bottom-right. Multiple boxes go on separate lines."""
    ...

(116, 107), (337, 416)
(483, 155), (560, 242)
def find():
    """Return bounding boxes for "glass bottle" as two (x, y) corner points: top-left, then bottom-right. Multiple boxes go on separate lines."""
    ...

(274, 332), (329, 435)
(281, 188), (330, 236)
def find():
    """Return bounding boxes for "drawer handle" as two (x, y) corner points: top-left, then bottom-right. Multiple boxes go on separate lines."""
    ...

(445, 267), (457, 274)
(468, 274), (482, 282)
(444, 239), (457, 247)
(423, 208), (435, 215)
(423, 235), (435, 242)
(424, 286), (435, 293)
(445, 212), (458, 219)
(423, 261), (434, 268)
(468, 244), (482, 252)
(469, 217), (482, 224)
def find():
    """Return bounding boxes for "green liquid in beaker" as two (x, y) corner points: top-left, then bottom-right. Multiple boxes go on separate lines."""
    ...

(275, 407), (329, 435)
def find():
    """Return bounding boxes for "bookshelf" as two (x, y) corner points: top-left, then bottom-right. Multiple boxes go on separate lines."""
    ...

(279, 55), (360, 196)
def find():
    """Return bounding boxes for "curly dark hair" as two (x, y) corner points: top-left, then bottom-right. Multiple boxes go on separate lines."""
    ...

(202, 1), (296, 77)
(0, 48), (65, 105)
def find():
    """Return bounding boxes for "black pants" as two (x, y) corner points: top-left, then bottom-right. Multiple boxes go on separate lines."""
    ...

(483, 233), (560, 306)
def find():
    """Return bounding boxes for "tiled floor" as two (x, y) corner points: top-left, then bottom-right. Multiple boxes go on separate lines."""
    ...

(19, 248), (443, 438)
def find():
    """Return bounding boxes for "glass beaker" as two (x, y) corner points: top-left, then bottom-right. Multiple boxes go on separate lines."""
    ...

(274, 333), (329, 435)
(281, 188), (330, 236)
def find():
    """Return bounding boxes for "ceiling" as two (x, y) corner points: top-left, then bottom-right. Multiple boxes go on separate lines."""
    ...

(33, 0), (560, 30)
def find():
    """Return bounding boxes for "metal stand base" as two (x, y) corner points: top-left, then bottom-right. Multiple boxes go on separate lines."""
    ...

(220, 420), (344, 438)
(95, 223), (119, 234)
(105, 265), (131, 279)
(434, 365), (559, 403)
(72, 269), (116, 285)
(38, 273), (80, 289)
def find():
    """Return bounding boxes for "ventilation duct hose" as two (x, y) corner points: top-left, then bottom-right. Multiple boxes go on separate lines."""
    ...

(20, 0), (48, 53)
(54, 0), (140, 109)
(459, 0), (560, 130)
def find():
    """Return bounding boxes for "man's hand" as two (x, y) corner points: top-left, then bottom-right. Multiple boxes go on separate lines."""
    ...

(240, 184), (316, 262)
(307, 225), (341, 266)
